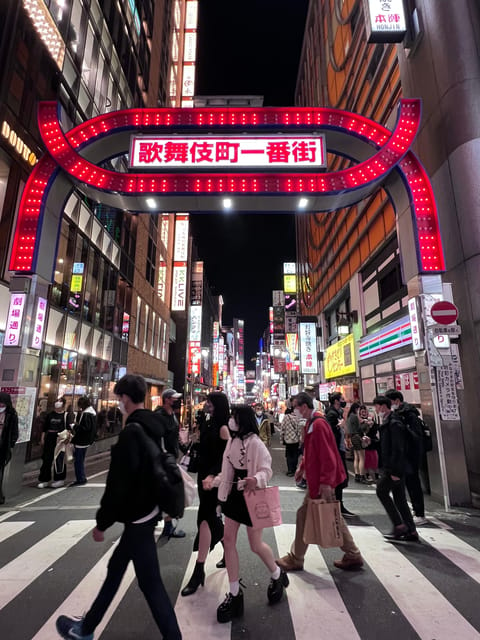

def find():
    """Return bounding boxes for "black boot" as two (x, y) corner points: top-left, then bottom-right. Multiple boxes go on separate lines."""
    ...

(267, 570), (289, 604)
(181, 562), (205, 596)
(354, 474), (361, 482)
(217, 588), (244, 623)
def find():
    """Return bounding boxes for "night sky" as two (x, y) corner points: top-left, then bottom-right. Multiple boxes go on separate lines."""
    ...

(193, 0), (309, 364)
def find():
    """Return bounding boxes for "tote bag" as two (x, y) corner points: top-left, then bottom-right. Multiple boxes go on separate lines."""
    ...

(244, 486), (282, 529)
(303, 498), (344, 548)
(178, 464), (197, 507)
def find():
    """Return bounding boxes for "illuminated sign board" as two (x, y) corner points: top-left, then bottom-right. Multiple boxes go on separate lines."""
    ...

(283, 262), (296, 274)
(283, 274), (297, 293)
(22, 0), (65, 69)
(1, 121), (37, 166)
(298, 318), (317, 374)
(129, 135), (326, 169)
(5, 293), (26, 347)
(325, 334), (356, 379)
(173, 215), (189, 261)
(30, 297), (47, 349)
(157, 261), (167, 302)
(171, 265), (187, 311)
(359, 316), (413, 359)
(122, 312), (130, 342)
(189, 306), (202, 342)
(364, 0), (407, 43)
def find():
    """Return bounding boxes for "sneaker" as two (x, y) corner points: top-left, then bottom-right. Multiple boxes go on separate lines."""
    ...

(341, 507), (356, 518)
(413, 516), (428, 526)
(296, 479), (307, 490)
(51, 480), (65, 488)
(69, 480), (87, 487)
(37, 482), (49, 489)
(267, 570), (289, 604)
(333, 554), (364, 571)
(275, 553), (303, 572)
(56, 615), (93, 640)
(217, 588), (244, 623)
(384, 524), (409, 540)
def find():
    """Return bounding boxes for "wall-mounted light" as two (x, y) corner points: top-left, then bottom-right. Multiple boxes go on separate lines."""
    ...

(336, 310), (358, 336)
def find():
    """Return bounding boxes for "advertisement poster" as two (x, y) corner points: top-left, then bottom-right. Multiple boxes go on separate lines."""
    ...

(1, 386), (37, 443)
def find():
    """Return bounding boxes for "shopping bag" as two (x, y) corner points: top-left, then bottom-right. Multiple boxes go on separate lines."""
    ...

(303, 498), (344, 548)
(180, 441), (199, 473)
(244, 486), (282, 529)
(178, 464), (197, 507)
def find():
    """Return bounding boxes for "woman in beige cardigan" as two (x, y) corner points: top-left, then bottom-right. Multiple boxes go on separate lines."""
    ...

(212, 405), (288, 623)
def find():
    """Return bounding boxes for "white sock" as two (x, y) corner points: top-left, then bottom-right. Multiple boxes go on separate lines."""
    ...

(271, 566), (281, 580)
(229, 580), (240, 596)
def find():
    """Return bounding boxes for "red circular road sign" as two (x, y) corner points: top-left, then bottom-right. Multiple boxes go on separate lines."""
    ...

(430, 300), (459, 325)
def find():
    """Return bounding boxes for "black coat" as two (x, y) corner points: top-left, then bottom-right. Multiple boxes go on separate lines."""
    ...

(72, 407), (97, 446)
(325, 406), (343, 450)
(0, 407), (18, 467)
(378, 411), (408, 477)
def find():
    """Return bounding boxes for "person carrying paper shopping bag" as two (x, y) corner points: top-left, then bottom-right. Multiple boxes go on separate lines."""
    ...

(276, 392), (364, 573)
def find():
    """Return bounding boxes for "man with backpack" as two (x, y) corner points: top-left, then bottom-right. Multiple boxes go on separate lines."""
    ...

(373, 395), (418, 542)
(56, 374), (182, 640)
(386, 389), (430, 526)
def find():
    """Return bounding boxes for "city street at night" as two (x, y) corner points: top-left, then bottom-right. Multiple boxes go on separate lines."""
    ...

(1, 437), (480, 640)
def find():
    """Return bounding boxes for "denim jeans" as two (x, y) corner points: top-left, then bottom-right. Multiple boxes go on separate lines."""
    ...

(83, 518), (182, 639)
(73, 446), (87, 483)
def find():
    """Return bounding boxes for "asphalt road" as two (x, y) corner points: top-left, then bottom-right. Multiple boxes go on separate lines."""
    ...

(1, 430), (480, 639)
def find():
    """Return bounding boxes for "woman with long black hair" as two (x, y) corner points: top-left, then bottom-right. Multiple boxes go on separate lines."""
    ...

(215, 405), (288, 623)
(181, 391), (230, 596)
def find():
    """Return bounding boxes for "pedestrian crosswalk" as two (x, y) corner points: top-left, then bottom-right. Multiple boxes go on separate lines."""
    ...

(1, 515), (480, 639)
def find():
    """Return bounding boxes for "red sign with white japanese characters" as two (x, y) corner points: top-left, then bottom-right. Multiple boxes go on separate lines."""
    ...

(129, 135), (326, 170)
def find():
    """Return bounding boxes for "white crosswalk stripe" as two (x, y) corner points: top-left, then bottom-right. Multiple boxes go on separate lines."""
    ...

(0, 520), (94, 610)
(1, 518), (480, 638)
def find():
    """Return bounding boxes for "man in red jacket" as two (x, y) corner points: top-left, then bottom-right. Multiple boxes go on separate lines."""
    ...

(276, 392), (363, 572)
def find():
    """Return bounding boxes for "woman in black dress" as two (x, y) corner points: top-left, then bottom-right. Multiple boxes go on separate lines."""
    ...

(181, 391), (230, 596)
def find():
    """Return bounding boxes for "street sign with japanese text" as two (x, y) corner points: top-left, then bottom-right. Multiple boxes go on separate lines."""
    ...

(130, 135), (327, 170)
(431, 325), (461, 336)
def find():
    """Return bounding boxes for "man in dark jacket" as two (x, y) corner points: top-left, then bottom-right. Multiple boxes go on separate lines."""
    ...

(374, 395), (418, 542)
(154, 388), (186, 539)
(325, 392), (355, 517)
(385, 389), (428, 526)
(56, 374), (182, 640)
(70, 396), (96, 486)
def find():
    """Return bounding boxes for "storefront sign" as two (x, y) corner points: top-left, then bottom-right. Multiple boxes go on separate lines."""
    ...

(173, 215), (189, 261)
(325, 334), (356, 379)
(283, 274), (297, 293)
(408, 298), (423, 350)
(283, 262), (296, 274)
(359, 316), (412, 360)
(30, 297), (47, 349)
(4, 293), (26, 347)
(363, 0), (407, 43)
(130, 135), (326, 169)
(298, 319), (317, 374)
(171, 264), (187, 310)
(1, 120), (38, 166)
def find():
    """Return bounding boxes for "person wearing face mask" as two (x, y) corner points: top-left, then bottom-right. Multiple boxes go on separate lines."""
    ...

(325, 392), (355, 517)
(253, 403), (271, 447)
(154, 389), (186, 539)
(280, 403), (301, 476)
(373, 395), (418, 542)
(181, 391), (230, 596)
(214, 405), (288, 623)
(70, 396), (97, 486)
(0, 392), (19, 504)
(56, 374), (182, 640)
(277, 392), (363, 574)
(38, 397), (72, 489)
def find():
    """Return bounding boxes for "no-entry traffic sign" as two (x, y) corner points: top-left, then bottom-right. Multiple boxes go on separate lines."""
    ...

(430, 300), (459, 325)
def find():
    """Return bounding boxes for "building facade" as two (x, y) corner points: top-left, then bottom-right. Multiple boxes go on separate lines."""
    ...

(295, 0), (478, 506)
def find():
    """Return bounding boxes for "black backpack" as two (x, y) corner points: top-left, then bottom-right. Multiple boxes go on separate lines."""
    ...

(131, 423), (185, 519)
(398, 407), (432, 461)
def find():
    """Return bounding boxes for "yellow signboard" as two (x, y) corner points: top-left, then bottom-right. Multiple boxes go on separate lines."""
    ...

(283, 274), (296, 293)
(70, 275), (83, 292)
(324, 334), (356, 379)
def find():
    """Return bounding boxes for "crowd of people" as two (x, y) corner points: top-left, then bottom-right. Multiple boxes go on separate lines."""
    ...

(0, 375), (430, 639)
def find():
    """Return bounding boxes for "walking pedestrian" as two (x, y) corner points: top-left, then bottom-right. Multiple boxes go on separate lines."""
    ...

(254, 403), (271, 447)
(154, 389), (186, 539)
(38, 397), (73, 489)
(325, 392), (355, 517)
(0, 392), (19, 504)
(215, 405), (289, 623)
(276, 392), (364, 573)
(373, 395), (418, 541)
(70, 396), (96, 486)
(347, 402), (368, 483)
(56, 374), (182, 640)
(385, 389), (428, 526)
(181, 391), (230, 596)
(280, 404), (300, 476)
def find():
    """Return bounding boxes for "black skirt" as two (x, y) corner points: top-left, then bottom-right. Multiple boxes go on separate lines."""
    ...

(221, 468), (252, 527)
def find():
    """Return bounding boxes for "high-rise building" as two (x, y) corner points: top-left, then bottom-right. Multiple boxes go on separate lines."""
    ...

(0, 1), (196, 490)
(294, 0), (478, 506)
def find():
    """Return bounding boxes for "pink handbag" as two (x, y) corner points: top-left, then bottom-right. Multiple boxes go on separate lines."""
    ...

(244, 486), (282, 529)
